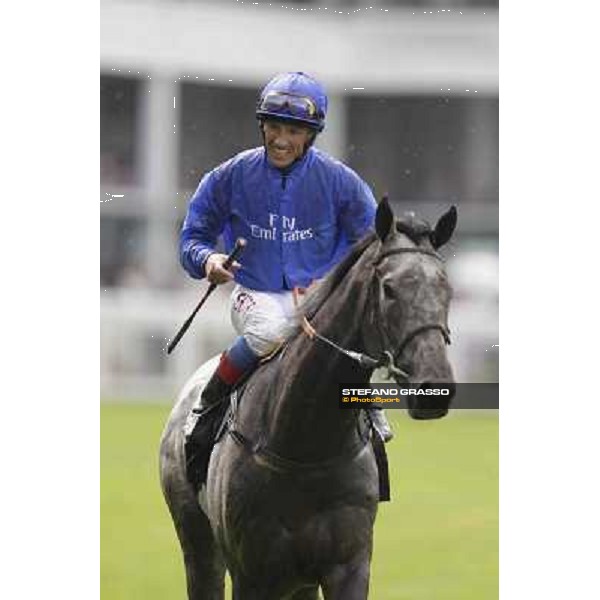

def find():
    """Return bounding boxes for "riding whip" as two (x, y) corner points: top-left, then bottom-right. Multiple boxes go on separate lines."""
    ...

(167, 238), (247, 354)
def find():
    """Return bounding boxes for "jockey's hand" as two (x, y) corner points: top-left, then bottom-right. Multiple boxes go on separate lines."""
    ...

(205, 253), (241, 285)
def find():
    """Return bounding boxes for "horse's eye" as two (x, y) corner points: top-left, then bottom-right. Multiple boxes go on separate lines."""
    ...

(382, 282), (398, 299)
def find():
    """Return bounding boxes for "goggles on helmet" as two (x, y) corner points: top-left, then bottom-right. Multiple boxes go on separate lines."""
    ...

(257, 91), (320, 127)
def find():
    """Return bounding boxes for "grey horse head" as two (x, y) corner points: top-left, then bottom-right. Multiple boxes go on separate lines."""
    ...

(365, 197), (457, 419)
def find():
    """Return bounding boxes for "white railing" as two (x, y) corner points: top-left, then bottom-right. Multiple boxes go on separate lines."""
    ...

(101, 286), (234, 400)
(101, 263), (498, 401)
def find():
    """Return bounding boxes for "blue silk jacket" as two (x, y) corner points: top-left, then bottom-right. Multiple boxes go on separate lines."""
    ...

(180, 146), (377, 291)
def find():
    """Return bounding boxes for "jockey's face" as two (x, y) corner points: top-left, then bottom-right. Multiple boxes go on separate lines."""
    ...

(262, 119), (315, 169)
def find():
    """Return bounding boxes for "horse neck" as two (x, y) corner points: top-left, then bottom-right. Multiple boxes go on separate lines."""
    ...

(262, 248), (376, 460)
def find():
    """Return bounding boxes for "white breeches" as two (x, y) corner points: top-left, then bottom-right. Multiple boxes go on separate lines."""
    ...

(229, 284), (312, 357)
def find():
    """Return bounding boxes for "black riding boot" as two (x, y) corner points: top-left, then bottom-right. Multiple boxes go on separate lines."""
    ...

(199, 370), (233, 409)
(183, 370), (233, 489)
(185, 370), (233, 445)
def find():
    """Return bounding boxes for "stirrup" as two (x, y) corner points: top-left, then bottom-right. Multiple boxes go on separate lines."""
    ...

(370, 409), (394, 443)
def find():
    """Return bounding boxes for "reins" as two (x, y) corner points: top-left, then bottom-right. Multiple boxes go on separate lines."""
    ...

(296, 244), (451, 382)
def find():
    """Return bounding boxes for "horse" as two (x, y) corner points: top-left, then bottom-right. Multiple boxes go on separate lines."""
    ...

(159, 198), (457, 599)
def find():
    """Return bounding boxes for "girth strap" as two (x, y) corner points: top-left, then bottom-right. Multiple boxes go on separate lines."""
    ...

(228, 428), (369, 473)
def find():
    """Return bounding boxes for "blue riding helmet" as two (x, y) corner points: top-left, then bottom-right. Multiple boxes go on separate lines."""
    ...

(256, 72), (328, 132)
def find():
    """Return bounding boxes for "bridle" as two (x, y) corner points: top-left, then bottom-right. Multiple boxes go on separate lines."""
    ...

(301, 244), (451, 382)
(370, 245), (451, 379)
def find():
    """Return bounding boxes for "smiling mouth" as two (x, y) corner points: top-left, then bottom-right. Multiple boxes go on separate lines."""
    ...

(268, 149), (292, 163)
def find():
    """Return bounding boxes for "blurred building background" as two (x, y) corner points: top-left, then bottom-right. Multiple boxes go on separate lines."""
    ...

(101, 0), (498, 399)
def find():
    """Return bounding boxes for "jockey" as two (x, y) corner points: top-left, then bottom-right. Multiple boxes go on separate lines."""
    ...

(180, 71), (393, 442)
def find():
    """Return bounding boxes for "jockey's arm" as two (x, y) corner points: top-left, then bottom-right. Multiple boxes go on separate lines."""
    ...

(179, 169), (229, 281)
(337, 169), (378, 242)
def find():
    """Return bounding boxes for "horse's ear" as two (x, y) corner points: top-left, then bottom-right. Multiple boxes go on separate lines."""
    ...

(375, 196), (394, 241)
(430, 205), (457, 249)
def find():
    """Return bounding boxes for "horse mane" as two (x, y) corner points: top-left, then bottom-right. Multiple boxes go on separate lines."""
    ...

(302, 211), (434, 320)
(303, 232), (378, 320)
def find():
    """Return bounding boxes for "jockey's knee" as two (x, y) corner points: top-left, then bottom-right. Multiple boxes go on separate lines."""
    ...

(243, 333), (283, 358)
(244, 316), (298, 357)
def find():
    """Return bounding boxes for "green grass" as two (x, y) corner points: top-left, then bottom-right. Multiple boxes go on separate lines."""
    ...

(101, 405), (497, 599)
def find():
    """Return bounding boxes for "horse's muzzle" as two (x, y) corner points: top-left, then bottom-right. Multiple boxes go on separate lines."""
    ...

(407, 381), (456, 420)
